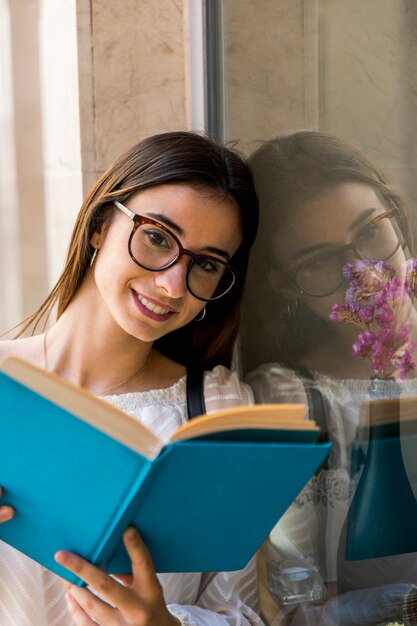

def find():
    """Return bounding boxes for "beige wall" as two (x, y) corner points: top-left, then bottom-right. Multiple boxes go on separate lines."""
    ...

(1, 0), (193, 333)
(224, 0), (320, 152)
(223, 0), (417, 211)
(77, 0), (190, 194)
(320, 0), (417, 204)
(1, 0), (49, 333)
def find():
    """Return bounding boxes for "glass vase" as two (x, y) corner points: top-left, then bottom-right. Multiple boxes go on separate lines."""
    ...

(345, 377), (417, 560)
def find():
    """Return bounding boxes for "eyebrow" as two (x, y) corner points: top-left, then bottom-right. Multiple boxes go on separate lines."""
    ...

(147, 212), (185, 236)
(147, 212), (230, 260)
(348, 207), (376, 231)
(292, 207), (379, 262)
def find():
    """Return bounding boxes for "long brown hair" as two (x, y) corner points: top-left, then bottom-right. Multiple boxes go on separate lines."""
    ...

(241, 129), (414, 373)
(18, 131), (259, 369)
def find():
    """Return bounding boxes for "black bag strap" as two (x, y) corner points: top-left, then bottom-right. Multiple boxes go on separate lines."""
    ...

(186, 366), (206, 420)
(297, 365), (328, 442)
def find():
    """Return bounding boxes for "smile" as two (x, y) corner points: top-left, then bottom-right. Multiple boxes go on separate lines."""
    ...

(131, 290), (176, 322)
(137, 294), (171, 315)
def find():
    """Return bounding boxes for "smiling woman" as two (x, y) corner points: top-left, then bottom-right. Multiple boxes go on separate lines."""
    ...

(0, 131), (261, 626)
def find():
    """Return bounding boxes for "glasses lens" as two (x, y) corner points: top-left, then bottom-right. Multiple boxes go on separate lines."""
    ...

(295, 252), (345, 297)
(188, 258), (235, 300)
(355, 214), (403, 262)
(295, 213), (404, 297)
(131, 224), (179, 269)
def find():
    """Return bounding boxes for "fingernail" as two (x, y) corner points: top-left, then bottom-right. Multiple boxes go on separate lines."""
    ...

(125, 526), (138, 540)
(65, 591), (76, 605)
(54, 550), (69, 565)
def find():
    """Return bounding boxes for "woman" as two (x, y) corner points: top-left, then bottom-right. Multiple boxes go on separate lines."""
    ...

(0, 131), (263, 626)
(242, 130), (417, 625)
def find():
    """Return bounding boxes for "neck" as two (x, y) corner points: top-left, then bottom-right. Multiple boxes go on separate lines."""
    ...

(44, 293), (153, 394)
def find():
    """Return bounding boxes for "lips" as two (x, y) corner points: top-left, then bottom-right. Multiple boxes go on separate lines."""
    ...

(131, 290), (176, 322)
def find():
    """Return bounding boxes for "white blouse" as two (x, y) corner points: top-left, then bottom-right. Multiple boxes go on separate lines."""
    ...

(0, 366), (264, 626)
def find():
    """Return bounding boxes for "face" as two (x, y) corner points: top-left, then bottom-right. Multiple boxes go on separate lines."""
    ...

(90, 184), (242, 343)
(273, 182), (407, 323)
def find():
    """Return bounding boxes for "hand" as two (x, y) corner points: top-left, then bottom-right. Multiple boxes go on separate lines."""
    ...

(55, 527), (181, 626)
(0, 487), (14, 523)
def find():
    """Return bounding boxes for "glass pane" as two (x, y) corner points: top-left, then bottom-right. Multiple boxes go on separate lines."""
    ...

(221, 2), (417, 624)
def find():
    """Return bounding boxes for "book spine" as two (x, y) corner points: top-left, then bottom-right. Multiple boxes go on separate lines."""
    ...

(89, 460), (154, 571)
(100, 445), (172, 575)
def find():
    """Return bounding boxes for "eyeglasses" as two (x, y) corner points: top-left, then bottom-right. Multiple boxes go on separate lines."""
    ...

(114, 201), (237, 302)
(290, 208), (406, 297)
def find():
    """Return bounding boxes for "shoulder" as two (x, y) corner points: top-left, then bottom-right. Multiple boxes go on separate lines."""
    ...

(245, 362), (309, 406)
(0, 335), (43, 366)
(0, 339), (15, 360)
(203, 365), (254, 412)
(151, 351), (186, 388)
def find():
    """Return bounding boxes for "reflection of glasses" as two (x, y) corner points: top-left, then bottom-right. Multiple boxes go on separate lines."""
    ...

(114, 201), (237, 302)
(290, 208), (405, 297)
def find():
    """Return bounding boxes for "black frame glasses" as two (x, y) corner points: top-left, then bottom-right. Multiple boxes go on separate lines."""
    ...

(289, 208), (405, 298)
(114, 200), (237, 302)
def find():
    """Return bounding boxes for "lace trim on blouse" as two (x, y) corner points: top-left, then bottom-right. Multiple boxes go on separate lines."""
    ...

(294, 468), (351, 508)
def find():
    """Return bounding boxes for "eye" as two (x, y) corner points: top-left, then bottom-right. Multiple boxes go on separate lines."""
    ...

(194, 256), (223, 274)
(357, 221), (381, 244)
(142, 227), (172, 249)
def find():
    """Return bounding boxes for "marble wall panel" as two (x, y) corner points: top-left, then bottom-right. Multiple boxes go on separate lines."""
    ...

(77, 0), (188, 187)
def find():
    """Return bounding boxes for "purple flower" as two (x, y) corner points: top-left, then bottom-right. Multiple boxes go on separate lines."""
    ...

(330, 259), (417, 380)
(352, 330), (375, 357)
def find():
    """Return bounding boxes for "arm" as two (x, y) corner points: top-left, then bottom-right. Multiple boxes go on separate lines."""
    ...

(56, 527), (265, 626)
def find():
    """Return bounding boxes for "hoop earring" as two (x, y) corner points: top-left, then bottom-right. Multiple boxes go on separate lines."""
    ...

(286, 298), (300, 319)
(194, 306), (206, 322)
(90, 248), (98, 267)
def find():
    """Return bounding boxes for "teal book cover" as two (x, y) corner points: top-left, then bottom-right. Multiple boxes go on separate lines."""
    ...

(0, 357), (331, 586)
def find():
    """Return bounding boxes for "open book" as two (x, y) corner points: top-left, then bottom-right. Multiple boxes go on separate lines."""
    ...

(0, 357), (331, 585)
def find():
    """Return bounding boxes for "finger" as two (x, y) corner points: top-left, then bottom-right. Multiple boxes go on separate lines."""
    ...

(0, 487), (15, 522)
(113, 573), (133, 586)
(123, 527), (160, 591)
(66, 587), (119, 626)
(65, 592), (100, 626)
(55, 550), (136, 610)
(57, 577), (72, 590)
(0, 506), (14, 523)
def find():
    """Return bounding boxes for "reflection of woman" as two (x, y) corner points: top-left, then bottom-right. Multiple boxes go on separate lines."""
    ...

(0, 131), (263, 626)
(242, 130), (417, 625)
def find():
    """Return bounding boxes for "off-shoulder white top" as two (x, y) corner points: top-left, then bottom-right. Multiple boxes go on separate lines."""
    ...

(0, 366), (264, 626)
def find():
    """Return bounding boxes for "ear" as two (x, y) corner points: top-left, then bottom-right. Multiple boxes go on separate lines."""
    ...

(268, 268), (300, 299)
(90, 231), (102, 250)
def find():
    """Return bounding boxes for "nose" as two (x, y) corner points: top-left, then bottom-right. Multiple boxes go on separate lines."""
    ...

(154, 258), (189, 298)
(344, 245), (361, 263)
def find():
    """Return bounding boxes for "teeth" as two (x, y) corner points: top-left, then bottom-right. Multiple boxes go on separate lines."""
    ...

(138, 294), (170, 315)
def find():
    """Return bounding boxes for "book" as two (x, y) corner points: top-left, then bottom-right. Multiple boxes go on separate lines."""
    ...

(0, 356), (331, 586)
(346, 395), (417, 560)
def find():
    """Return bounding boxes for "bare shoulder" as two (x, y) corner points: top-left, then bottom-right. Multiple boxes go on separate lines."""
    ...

(0, 335), (43, 367)
(151, 351), (187, 388)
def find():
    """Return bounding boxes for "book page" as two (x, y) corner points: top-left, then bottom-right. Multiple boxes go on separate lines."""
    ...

(169, 403), (314, 442)
(1, 357), (162, 459)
